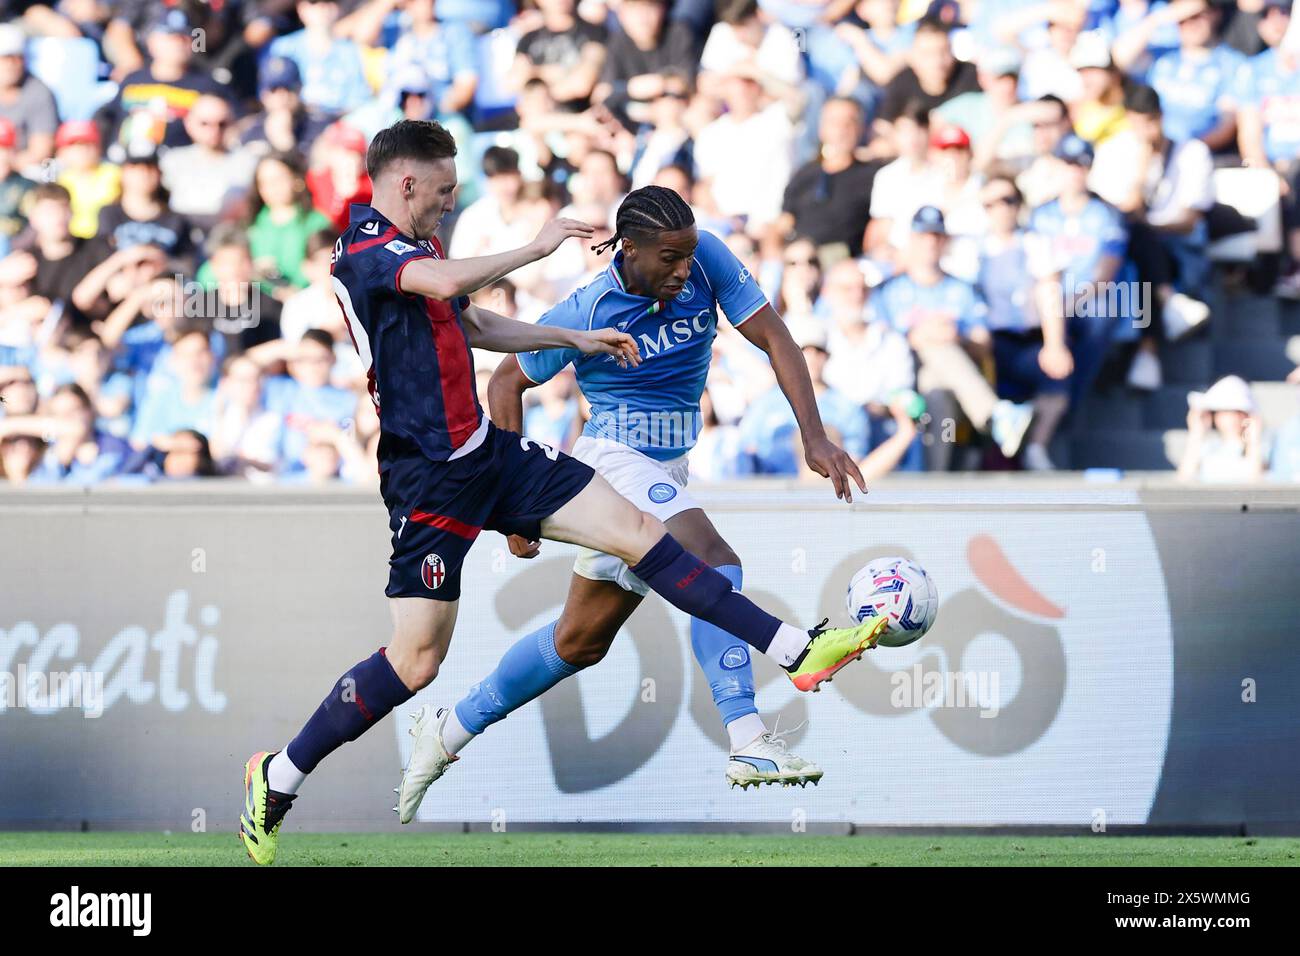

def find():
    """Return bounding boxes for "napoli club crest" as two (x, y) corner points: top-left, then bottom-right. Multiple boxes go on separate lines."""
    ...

(421, 553), (446, 590)
(648, 482), (677, 504)
(675, 281), (694, 302)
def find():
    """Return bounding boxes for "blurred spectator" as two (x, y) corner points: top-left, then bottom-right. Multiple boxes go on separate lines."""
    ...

(384, 0), (478, 117)
(870, 205), (1034, 460)
(773, 96), (877, 258)
(929, 124), (984, 282)
(130, 327), (217, 451)
(97, 8), (233, 151)
(449, 146), (529, 260)
(594, 0), (704, 128)
(15, 182), (112, 328)
(0, 432), (44, 484)
(238, 56), (331, 158)
(822, 259), (915, 405)
(209, 354), (285, 480)
(160, 428), (220, 479)
(1094, 83), (1212, 388)
(267, 0), (372, 118)
(628, 72), (695, 189)
(866, 99), (940, 260)
(936, 46), (1026, 156)
(694, 62), (799, 230)
(1027, 134), (1129, 404)
(1178, 374), (1264, 481)
(0, 363), (39, 416)
(774, 235), (823, 321)
(246, 151), (333, 295)
(828, 0), (915, 104)
(1114, 0), (1246, 153)
(998, 0), (1087, 103)
(698, 0), (805, 99)
(874, 16), (979, 140)
(260, 328), (357, 474)
(1069, 31), (1129, 145)
(59, 327), (132, 439)
(0, 117), (34, 242)
(737, 315), (869, 475)
(282, 228), (366, 387)
(978, 175), (1072, 471)
(306, 122), (372, 232)
(54, 120), (120, 239)
(159, 93), (258, 230)
(0, 381), (130, 483)
(0, 22), (59, 170)
(96, 141), (194, 267)
(512, 0), (608, 111)
(1006, 94), (1073, 207)
(1235, 1), (1300, 297)
(197, 225), (285, 353)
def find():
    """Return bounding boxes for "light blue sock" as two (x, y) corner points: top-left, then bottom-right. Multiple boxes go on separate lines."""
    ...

(689, 565), (758, 727)
(454, 621), (579, 736)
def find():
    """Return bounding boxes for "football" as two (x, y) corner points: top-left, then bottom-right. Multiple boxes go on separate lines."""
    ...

(845, 557), (938, 647)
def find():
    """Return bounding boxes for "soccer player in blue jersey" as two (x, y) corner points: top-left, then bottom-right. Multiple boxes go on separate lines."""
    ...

(400, 184), (869, 797)
(238, 121), (891, 863)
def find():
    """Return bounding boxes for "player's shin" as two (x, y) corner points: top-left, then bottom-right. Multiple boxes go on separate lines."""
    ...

(629, 535), (811, 667)
(687, 564), (766, 750)
(450, 620), (580, 755)
(278, 648), (416, 791)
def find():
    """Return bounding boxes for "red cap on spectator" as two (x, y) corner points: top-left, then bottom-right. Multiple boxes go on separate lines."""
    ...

(325, 123), (368, 155)
(0, 117), (15, 149)
(930, 126), (971, 150)
(55, 120), (101, 149)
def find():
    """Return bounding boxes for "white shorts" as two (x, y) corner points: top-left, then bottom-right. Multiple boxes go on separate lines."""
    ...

(570, 436), (697, 596)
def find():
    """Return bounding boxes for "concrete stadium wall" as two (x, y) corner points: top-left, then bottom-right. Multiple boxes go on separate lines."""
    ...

(1, 480), (1297, 833)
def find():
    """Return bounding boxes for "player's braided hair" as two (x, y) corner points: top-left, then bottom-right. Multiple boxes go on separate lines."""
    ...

(590, 185), (695, 257)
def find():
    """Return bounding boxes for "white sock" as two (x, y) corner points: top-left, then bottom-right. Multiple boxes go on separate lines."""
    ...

(268, 750), (307, 795)
(726, 712), (768, 752)
(765, 623), (811, 668)
(439, 707), (476, 757)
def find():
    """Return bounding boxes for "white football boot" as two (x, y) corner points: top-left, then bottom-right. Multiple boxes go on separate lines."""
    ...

(395, 705), (457, 824)
(726, 721), (823, 789)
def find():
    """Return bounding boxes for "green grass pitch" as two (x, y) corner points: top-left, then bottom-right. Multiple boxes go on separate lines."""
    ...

(2, 832), (1297, 867)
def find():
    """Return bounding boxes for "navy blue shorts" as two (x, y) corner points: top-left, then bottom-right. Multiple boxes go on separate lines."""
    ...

(378, 422), (594, 601)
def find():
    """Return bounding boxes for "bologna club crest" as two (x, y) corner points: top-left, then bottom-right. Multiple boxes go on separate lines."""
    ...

(421, 553), (446, 590)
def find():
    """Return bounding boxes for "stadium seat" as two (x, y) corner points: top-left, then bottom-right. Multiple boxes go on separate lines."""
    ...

(27, 37), (117, 122)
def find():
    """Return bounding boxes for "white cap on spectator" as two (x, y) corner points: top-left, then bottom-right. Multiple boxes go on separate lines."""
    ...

(1189, 375), (1256, 413)
(0, 24), (26, 58)
(787, 316), (829, 352)
(1070, 32), (1113, 71)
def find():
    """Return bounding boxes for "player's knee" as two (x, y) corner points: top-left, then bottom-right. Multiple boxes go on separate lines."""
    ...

(554, 620), (615, 669)
(624, 510), (667, 564)
(701, 543), (741, 569)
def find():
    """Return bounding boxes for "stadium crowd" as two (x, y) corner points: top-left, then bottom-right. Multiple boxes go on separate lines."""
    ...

(0, 0), (1298, 486)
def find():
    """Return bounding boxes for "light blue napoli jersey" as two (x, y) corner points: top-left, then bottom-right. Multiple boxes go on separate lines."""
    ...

(517, 230), (769, 462)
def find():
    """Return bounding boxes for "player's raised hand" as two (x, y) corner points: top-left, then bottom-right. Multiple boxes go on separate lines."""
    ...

(804, 433), (868, 504)
(577, 328), (642, 368)
(506, 534), (541, 559)
(531, 217), (596, 257)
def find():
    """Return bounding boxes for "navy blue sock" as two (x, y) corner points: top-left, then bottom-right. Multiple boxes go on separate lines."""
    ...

(285, 648), (414, 774)
(630, 535), (781, 653)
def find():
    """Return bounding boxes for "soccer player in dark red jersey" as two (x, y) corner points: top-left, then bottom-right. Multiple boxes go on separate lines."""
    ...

(238, 121), (887, 864)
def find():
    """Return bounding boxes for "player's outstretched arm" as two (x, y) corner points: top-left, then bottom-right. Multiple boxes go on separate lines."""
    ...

(461, 303), (642, 367)
(397, 218), (597, 300)
(738, 304), (867, 502)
